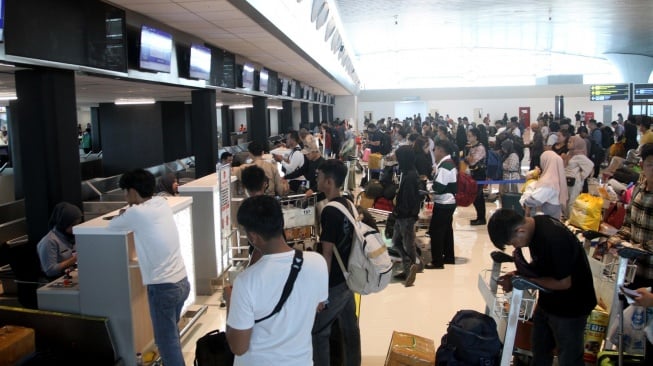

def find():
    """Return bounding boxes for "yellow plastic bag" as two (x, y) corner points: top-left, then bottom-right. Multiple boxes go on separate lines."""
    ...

(568, 193), (603, 231)
(521, 178), (538, 193)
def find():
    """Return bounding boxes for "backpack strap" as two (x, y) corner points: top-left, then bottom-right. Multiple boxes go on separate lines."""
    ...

(254, 249), (303, 323)
(325, 200), (359, 277)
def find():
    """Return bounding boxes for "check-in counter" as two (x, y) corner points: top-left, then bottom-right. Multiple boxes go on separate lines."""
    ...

(37, 196), (195, 366)
(178, 172), (235, 294)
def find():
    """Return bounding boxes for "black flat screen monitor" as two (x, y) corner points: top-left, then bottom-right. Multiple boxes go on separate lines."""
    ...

(139, 25), (172, 73)
(634, 84), (653, 100)
(259, 68), (269, 93)
(242, 63), (255, 89)
(189, 43), (211, 80)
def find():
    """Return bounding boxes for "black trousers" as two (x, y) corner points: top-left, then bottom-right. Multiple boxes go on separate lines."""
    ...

(472, 182), (486, 221)
(428, 204), (456, 265)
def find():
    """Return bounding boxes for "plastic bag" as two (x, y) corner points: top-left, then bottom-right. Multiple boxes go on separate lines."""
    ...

(568, 193), (603, 231)
(606, 305), (647, 355)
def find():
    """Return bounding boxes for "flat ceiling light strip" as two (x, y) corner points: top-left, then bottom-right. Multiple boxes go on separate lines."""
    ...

(114, 98), (155, 105)
(0, 94), (17, 101)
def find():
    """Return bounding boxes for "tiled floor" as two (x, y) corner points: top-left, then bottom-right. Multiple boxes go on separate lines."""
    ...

(179, 201), (505, 365)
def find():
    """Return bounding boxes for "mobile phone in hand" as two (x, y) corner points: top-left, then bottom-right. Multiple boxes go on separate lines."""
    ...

(620, 285), (640, 299)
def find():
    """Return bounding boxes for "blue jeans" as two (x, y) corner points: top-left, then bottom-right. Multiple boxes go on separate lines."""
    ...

(531, 307), (587, 366)
(393, 217), (417, 273)
(147, 277), (190, 366)
(312, 282), (361, 366)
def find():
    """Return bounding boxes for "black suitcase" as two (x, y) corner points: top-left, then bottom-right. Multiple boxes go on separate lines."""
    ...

(501, 192), (525, 216)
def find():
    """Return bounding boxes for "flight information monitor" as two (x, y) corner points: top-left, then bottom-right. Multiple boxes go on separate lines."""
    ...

(634, 84), (653, 100)
(590, 84), (629, 101)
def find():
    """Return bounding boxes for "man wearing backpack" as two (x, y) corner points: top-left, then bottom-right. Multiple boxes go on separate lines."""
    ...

(487, 209), (596, 366)
(391, 145), (421, 286)
(313, 159), (361, 366)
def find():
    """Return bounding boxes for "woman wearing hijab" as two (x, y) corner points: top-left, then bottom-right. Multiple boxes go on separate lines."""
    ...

(519, 151), (568, 220)
(564, 135), (594, 217)
(500, 139), (520, 194)
(156, 173), (179, 197)
(37, 202), (83, 278)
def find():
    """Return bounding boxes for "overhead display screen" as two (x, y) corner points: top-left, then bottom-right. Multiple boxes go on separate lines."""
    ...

(590, 84), (629, 101)
(139, 25), (173, 73)
(634, 83), (653, 100)
(189, 44), (211, 80)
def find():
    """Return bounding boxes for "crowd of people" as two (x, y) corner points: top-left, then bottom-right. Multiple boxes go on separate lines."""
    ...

(35, 109), (653, 365)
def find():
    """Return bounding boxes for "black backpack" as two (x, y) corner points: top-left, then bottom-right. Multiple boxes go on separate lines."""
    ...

(379, 132), (392, 155)
(601, 125), (614, 149)
(436, 310), (502, 366)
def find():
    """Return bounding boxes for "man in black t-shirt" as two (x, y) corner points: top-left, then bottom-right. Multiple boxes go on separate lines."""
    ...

(312, 159), (361, 366)
(488, 209), (596, 366)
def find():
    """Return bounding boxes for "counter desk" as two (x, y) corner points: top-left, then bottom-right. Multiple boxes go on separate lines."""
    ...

(178, 173), (236, 295)
(37, 196), (196, 366)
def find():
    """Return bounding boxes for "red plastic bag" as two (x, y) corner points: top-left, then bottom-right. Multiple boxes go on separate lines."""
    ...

(456, 172), (477, 207)
(603, 202), (626, 229)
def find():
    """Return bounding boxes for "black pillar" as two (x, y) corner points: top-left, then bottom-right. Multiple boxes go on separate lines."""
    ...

(221, 105), (233, 148)
(328, 106), (334, 122)
(12, 68), (81, 243)
(191, 89), (218, 178)
(251, 97), (269, 146)
(312, 104), (320, 130)
(280, 100), (293, 133)
(161, 102), (189, 161)
(321, 105), (328, 124)
(300, 102), (309, 129)
(90, 107), (101, 153)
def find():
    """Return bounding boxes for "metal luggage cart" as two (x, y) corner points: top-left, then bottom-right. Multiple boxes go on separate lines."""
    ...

(280, 193), (318, 251)
(589, 245), (652, 365)
(478, 251), (549, 366)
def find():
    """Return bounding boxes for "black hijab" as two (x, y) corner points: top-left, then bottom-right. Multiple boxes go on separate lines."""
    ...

(48, 202), (82, 240)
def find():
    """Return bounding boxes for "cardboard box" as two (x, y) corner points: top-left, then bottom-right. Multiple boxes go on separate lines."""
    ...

(385, 331), (435, 366)
(0, 325), (35, 366)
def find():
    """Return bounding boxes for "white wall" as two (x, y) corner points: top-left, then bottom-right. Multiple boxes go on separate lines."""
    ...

(355, 84), (630, 125)
(234, 109), (247, 131)
(270, 110), (279, 135)
(334, 95), (357, 128)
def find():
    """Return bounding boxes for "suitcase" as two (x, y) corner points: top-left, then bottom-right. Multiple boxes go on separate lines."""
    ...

(0, 325), (35, 366)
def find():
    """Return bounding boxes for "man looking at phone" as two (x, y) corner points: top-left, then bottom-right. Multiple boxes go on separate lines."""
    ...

(487, 208), (596, 366)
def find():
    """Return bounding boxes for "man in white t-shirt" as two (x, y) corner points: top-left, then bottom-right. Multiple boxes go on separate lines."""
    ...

(108, 169), (189, 366)
(226, 195), (328, 366)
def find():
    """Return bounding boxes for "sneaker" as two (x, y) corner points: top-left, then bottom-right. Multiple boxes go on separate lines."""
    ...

(404, 264), (418, 287)
(424, 262), (445, 270)
(416, 257), (425, 273)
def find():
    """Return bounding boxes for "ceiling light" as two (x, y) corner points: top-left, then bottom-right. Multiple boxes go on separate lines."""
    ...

(229, 104), (253, 110)
(114, 98), (155, 105)
(216, 102), (223, 107)
(0, 93), (17, 101)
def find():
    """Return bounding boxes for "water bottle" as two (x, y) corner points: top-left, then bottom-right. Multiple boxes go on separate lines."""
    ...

(136, 352), (143, 366)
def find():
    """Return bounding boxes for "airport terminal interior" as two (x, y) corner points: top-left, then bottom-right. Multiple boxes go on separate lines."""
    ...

(2, 0), (653, 365)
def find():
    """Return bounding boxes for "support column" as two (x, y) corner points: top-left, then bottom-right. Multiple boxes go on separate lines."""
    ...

(300, 102), (309, 129)
(312, 104), (320, 130)
(90, 107), (101, 153)
(191, 89), (218, 177)
(280, 100), (293, 133)
(11, 68), (81, 243)
(321, 105), (328, 124)
(251, 97), (270, 146)
(221, 106), (233, 148)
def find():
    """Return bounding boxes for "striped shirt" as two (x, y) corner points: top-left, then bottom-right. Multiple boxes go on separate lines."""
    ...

(432, 156), (457, 206)
(617, 182), (653, 277)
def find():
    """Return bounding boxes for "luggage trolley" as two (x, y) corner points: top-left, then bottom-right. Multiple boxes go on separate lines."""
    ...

(279, 193), (318, 251)
(478, 251), (550, 366)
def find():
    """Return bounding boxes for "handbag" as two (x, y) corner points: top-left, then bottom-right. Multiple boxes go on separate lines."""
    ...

(604, 201), (626, 229)
(566, 176), (576, 186)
